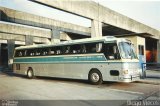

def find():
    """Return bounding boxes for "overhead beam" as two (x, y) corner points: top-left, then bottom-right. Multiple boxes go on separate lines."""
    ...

(0, 21), (51, 44)
(0, 32), (24, 41)
(0, 32), (50, 44)
(0, 21), (75, 43)
(33, 0), (160, 38)
(0, 7), (90, 36)
(0, 21), (51, 38)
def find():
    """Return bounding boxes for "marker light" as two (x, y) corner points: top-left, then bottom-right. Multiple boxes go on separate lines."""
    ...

(123, 70), (128, 74)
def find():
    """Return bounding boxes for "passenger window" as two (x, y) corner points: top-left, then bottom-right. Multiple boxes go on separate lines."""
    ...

(81, 44), (87, 53)
(49, 47), (56, 55)
(26, 49), (33, 56)
(48, 48), (55, 55)
(15, 50), (24, 57)
(63, 46), (71, 54)
(71, 45), (81, 54)
(85, 43), (95, 53)
(35, 49), (41, 56)
(55, 46), (62, 55)
(50, 50), (55, 55)
(41, 48), (48, 56)
(24, 50), (27, 56)
(96, 43), (102, 53)
(82, 42), (103, 53)
(48, 46), (63, 55)
(105, 43), (120, 60)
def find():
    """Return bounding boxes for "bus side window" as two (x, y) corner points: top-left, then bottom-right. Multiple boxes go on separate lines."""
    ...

(76, 45), (81, 54)
(41, 48), (49, 56)
(85, 43), (91, 53)
(71, 45), (81, 54)
(90, 44), (96, 53)
(55, 46), (62, 55)
(105, 43), (120, 60)
(15, 50), (23, 57)
(85, 43), (99, 53)
(19, 51), (23, 56)
(63, 46), (70, 54)
(96, 43), (102, 53)
(26, 49), (34, 56)
(24, 50), (27, 56)
(49, 47), (56, 55)
(107, 45), (115, 59)
(35, 49), (41, 56)
(31, 52), (34, 56)
(81, 44), (86, 53)
(50, 50), (55, 55)
(56, 50), (61, 54)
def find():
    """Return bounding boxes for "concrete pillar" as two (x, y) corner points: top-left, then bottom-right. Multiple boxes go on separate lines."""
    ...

(7, 40), (15, 70)
(51, 28), (60, 44)
(157, 37), (160, 63)
(25, 35), (33, 45)
(91, 20), (102, 38)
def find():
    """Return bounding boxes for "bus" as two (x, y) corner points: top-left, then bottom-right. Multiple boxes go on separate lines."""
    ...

(13, 36), (141, 85)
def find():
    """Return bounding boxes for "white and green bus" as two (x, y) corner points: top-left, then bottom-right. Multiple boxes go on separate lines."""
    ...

(13, 36), (141, 85)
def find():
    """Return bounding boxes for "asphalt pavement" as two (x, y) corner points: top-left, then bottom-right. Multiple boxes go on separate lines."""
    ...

(0, 71), (159, 106)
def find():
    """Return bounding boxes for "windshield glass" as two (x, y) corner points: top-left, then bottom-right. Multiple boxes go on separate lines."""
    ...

(119, 42), (137, 59)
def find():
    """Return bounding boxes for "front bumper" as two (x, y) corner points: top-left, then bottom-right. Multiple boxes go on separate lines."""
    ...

(119, 75), (140, 82)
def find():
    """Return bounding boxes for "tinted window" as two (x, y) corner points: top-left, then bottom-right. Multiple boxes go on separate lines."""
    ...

(70, 45), (81, 54)
(81, 43), (103, 54)
(104, 43), (120, 60)
(15, 42), (103, 57)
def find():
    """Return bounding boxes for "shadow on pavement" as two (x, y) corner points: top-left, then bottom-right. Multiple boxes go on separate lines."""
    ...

(0, 71), (26, 78)
(0, 71), (119, 86)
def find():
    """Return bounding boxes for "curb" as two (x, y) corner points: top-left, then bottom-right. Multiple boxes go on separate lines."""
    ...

(136, 79), (160, 85)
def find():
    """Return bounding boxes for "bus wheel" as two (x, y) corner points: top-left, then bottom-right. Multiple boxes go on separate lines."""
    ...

(27, 69), (34, 79)
(88, 69), (103, 85)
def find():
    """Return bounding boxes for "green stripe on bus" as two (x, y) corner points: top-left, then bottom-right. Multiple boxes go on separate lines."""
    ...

(14, 55), (106, 63)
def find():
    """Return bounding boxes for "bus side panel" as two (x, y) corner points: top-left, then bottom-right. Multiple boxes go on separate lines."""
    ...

(13, 63), (65, 77)
(62, 63), (89, 79)
(34, 63), (64, 77)
(13, 63), (28, 75)
(62, 62), (123, 81)
(13, 62), (123, 82)
(101, 62), (122, 81)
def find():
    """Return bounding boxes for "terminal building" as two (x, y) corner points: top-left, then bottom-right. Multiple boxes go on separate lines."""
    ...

(0, 0), (160, 70)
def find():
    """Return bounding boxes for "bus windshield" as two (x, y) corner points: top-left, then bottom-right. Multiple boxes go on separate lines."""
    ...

(119, 42), (137, 59)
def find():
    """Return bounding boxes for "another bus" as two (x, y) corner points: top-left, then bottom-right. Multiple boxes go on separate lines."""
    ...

(13, 36), (141, 85)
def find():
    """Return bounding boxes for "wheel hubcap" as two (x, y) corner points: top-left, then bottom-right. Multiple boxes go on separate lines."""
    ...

(91, 73), (99, 82)
(28, 71), (32, 77)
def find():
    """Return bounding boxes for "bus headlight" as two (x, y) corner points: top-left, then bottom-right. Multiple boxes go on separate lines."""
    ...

(123, 70), (128, 74)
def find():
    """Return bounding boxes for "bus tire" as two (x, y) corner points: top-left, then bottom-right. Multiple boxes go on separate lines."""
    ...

(27, 69), (34, 79)
(88, 69), (103, 85)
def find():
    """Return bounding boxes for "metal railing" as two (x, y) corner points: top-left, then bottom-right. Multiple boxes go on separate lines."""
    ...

(141, 63), (160, 78)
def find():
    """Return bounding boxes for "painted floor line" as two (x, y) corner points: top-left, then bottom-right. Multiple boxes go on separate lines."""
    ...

(109, 88), (144, 95)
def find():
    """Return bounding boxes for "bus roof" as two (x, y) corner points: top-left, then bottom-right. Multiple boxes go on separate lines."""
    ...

(15, 36), (126, 50)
